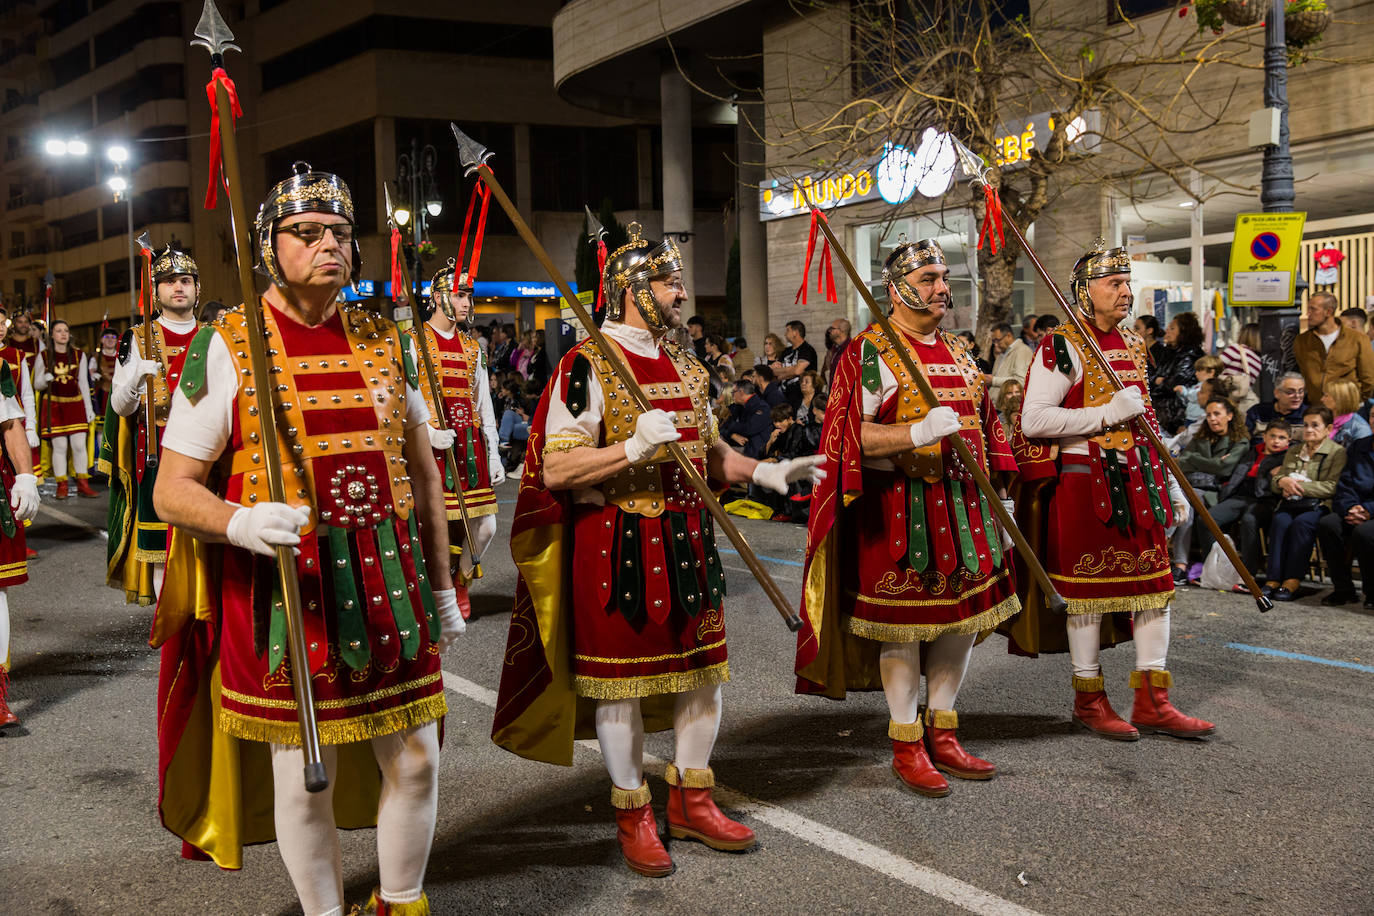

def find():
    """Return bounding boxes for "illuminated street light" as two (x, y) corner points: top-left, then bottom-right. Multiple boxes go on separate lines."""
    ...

(394, 207), (412, 226)
(44, 138), (67, 156)
(425, 197), (443, 218)
(107, 175), (128, 194)
(66, 138), (88, 156)
(107, 145), (129, 164)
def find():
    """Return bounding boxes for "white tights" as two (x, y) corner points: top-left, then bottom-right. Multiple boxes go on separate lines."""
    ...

(595, 684), (723, 790)
(457, 514), (497, 578)
(0, 588), (9, 669)
(270, 721), (440, 915)
(50, 432), (88, 479)
(1067, 606), (1171, 679)
(879, 632), (977, 724)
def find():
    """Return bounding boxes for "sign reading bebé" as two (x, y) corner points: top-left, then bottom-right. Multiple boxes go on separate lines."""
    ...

(1227, 212), (1306, 306)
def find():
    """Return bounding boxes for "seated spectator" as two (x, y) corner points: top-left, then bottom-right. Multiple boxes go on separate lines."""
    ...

(704, 333), (735, 381)
(720, 380), (772, 458)
(1322, 378), (1373, 446)
(497, 380), (531, 472)
(1245, 371), (1307, 442)
(1151, 312), (1205, 434)
(1200, 420), (1292, 578)
(997, 378), (1024, 431)
(732, 336), (754, 371)
(955, 330), (991, 374)
(1315, 435), (1374, 607)
(795, 369), (825, 423)
(761, 332), (786, 368)
(803, 398), (825, 454)
(754, 405), (816, 520)
(1170, 396), (1248, 583)
(1178, 355), (1224, 426)
(752, 364), (787, 408)
(1263, 406), (1347, 601)
(1341, 307), (1368, 334)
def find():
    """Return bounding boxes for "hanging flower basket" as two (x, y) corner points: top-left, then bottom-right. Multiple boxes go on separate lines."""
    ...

(1218, 0), (1265, 27)
(417, 239), (438, 260)
(1286, 7), (1332, 43)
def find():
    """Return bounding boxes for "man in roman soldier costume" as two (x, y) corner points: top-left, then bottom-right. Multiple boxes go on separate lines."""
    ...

(99, 246), (201, 605)
(491, 222), (823, 877)
(410, 260), (503, 618)
(1015, 240), (1213, 741)
(29, 318), (96, 499)
(0, 314), (40, 729)
(153, 163), (463, 916)
(796, 238), (1020, 798)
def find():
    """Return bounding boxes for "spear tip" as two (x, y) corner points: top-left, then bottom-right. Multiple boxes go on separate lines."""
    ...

(450, 123), (493, 177)
(135, 231), (153, 253)
(191, 0), (241, 59)
(583, 204), (605, 243)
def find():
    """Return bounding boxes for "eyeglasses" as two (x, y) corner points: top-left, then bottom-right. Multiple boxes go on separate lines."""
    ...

(654, 277), (686, 294)
(276, 221), (354, 245)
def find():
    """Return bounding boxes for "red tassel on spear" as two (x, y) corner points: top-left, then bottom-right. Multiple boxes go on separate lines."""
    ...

(202, 67), (242, 208)
(795, 209), (838, 305)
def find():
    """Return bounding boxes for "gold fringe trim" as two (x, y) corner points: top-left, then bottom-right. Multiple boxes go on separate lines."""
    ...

(1063, 590), (1173, 616)
(610, 781), (652, 810)
(1129, 669), (1173, 689)
(132, 547), (168, 564)
(1073, 675), (1105, 693)
(924, 708), (958, 729)
(544, 433), (596, 456)
(573, 660), (729, 700)
(664, 764), (714, 789)
(888, 718), (924, 741)
(364, 889), (431, 915)
(846, 593), (1021, 643)
(218, 693), (447, 746)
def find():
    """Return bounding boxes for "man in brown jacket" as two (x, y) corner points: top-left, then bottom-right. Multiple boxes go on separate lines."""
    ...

(1294, 291), (1374, 405)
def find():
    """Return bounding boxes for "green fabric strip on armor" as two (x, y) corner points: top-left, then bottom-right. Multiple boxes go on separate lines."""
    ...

(0, 477), (13, 538)
(700, 509), (726, 606)
(0, 363), (14, 399)
(327, 524), (370, 671)
(980, 488), (1002, 569)
(668, 514), (702, 617)
(267, 574), (287, 674)
(1140, 445), (1167, 526)
(179, 326), (217, 403)
(949, 480), (980, 574)
(617, 513), (641, 621)
(907, 482), (929, 572)
(407, 512), (439, 643)
(377, 522), (421, 660)
(134, 461), (163, 554)
(861, 338), (883, 394)
(1052, 334), (1074, 377)
(1103, 449), (1131, 533)
(566, 354), (591, 417)
(443, 455), (455, 492)
(464, 428), (479, 488)
(402, 334), (419, 389)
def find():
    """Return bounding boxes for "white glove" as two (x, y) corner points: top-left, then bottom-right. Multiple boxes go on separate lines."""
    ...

(432, 587), (466, 650)
(999, 497), (1015, 552)
(42, 372), (53, 385)
(26, 429), (39, 450)
(426, 425), (457, 451)
(225, 502), (311, 557)
(909, 406), (961, 448)
(1167, 474), (1190, 524)
(1101, 387), (1146, 428)
(488, 455), (506, 486)
(752, 454), (827, 495)
(132, 358), (159, 382)
(9, 473), (38, 522)
(89, 369), (101, 382)
(624, 409), (681, 464)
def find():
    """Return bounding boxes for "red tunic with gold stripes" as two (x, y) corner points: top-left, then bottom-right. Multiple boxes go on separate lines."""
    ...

(38, 346), (91, 438)
(491, 323), (726, 765)
(0, 375), (29, 588)
(162, 302), (446, 746)
(796, 327), (1020, 698)
(411, 323), (497, 520)
(1017, 322), (1175, 616)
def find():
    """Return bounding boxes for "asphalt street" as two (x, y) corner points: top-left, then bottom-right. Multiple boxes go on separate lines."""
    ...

(2, 479), (1372, 915)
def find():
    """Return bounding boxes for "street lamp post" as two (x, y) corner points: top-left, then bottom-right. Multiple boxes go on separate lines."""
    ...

(395, 138), (442, 317)
(1261, 0), (1295, 213)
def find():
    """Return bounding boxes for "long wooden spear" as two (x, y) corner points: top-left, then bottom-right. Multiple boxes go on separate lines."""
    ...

(809, 209), (1067, 613)
(949, 137), (1272, 613)
(384, 182), (481, 579)
(192, 0), (328, 789)
(133, 233), (158, 471)
(450, 124), (803, 632)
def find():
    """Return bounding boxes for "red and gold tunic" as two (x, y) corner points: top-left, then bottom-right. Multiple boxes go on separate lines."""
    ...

(94, 350), (117, 415)
(39, 346), (89, 438)
(0, 366), (28, 588)
(795, 326), (1020, 698)
(412, 323), (496, 520)
(1015, 322), (1175, 619)
(165, 302), (447, 746)
(491, 325), (725, 766)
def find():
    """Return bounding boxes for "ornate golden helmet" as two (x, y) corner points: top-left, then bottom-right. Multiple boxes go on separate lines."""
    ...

(254, 161), (360, 287)
(601, 221), (684, 329)
(151, 246), (198, 282)
(881, 235), (948, 311)
(1071, 238), (1132, 315)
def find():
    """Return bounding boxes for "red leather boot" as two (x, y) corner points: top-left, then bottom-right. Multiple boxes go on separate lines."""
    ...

(612, 783), (674, 877)
(1130, 670), (1215, 738)
(364, 888), (431, 914)
(924, 709), (996, 779)
(455, 584), (471, 621)
(1072, 675), (1139, 741)
(55, 480), (68, 500)
(76, 476), (97, 498)
(665, 764), (756, 851)
(0, 667), (18, 729)
(889, 720), (949, 797)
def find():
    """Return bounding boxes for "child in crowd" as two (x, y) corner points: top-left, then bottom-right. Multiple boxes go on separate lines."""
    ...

(1323, 379), (1373, 446)
(997, 378), (1024, 432)
(1177, 355), (1223, 426)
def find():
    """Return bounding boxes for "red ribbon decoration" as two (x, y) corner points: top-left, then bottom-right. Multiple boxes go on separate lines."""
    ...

(796, 209), (838, 305)
(594, 237), (608, 315)
(977, 183), (1005, 255)
(455, 182), (480, 282)
(468, 181), (491, 284)
(795, 210), (819, 305)
(138, 248), (152, 319)
(389, 226), (403, 303)
(203, 67), (243, 209)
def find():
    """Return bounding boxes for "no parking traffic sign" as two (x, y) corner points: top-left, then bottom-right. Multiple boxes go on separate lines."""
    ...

(1228, 212), (1306, 306)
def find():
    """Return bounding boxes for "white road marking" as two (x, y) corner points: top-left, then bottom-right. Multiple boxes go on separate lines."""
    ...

(37, 503), (107, 538)
(441, 668), (1043, 916)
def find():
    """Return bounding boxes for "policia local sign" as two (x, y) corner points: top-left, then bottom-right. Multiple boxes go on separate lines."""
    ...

(1227, 212), (1306, 306)
(758, 110), (1099, 222)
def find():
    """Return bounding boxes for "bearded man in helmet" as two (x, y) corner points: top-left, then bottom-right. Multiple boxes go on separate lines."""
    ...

(491, 222), (824, 878)
(1015, 239), (1214, 743)
(795, 237), (1021, 800)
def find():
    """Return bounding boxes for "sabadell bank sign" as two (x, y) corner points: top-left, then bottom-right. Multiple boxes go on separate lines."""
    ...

(758, 111), (1099, 222)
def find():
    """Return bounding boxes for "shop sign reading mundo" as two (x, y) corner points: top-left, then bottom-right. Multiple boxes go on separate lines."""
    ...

(758, 111), (1099, 222)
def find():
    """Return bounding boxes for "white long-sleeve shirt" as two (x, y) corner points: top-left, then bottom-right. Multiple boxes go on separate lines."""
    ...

(110, 314), (199, 418)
